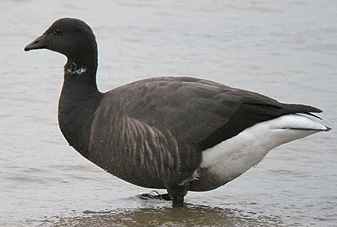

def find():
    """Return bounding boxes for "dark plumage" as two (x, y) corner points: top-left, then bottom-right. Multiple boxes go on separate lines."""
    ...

(25, 18), (330, 207)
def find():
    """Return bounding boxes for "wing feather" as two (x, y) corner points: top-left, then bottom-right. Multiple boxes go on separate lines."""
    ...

(99, 76), (321, 151)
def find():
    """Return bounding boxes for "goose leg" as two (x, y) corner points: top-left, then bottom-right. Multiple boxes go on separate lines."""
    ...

(165, 183), (188, 207)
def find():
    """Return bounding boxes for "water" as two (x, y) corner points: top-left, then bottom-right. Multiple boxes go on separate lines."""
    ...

(1, 0), (336, 226)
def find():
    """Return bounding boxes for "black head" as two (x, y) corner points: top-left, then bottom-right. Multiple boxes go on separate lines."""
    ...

(25, 18), (97, 69)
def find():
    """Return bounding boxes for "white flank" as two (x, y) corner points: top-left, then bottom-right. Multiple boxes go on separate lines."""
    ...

(200, 114), (328, 183)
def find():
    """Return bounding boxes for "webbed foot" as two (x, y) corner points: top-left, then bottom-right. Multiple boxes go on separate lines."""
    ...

(139, 190), (172, 201)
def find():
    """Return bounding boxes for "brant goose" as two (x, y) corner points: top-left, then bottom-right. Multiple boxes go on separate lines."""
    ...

(25, 18), (330, 207)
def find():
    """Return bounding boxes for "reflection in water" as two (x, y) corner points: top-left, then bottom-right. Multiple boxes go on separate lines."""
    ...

(27, 204), (283, 226)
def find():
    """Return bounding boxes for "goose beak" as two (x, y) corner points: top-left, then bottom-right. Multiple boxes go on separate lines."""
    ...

(24, 34), (47, 51)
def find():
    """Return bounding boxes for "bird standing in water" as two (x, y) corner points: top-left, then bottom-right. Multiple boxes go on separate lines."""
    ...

(25, 18), (330, 207)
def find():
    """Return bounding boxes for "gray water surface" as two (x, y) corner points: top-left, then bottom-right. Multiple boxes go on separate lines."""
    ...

(1, 0), (336, 226)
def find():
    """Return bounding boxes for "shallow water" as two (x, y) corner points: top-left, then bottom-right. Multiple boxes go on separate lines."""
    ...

(1, 0), (337, 226)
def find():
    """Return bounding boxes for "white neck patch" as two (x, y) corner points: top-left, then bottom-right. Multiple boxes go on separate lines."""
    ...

(66, 62), (87, 74)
